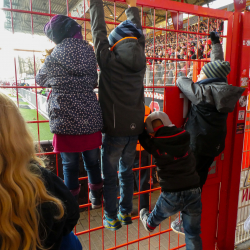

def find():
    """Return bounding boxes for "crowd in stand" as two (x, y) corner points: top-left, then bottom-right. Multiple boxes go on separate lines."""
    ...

(143, 19), (224, 88)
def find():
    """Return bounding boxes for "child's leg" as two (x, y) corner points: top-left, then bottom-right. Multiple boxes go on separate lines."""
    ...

(118, 136), (138, 217)
(82, 147), (102, 185)
(82, 148), (103, 209)
(182, 190), (202, 250)
(141, 192), (180, 232)
(101, 134), (126, 220)
(60, 152), (80, 196)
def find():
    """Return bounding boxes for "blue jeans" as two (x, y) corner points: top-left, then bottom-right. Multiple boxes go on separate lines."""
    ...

(148, 188), (202, 250)
(61, 148), (102, 190)
(101, 134), (138, 219)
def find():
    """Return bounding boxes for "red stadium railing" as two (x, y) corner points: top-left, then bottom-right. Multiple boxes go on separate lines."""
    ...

(1, 1), (247, 249)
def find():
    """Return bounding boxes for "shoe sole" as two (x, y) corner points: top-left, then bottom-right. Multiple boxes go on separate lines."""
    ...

(92, 204), (102, 209)
(171, 227), (185, 236)
(104, 224), (122, 231)
(120, 220), (132, 225)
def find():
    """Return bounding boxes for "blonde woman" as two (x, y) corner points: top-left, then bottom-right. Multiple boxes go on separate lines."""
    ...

(0, 93), (81, 250)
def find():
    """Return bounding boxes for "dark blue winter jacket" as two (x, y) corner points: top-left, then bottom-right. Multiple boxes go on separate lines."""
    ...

(36, 38), (103, 135)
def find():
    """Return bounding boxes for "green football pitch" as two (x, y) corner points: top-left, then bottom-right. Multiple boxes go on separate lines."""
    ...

(19, 108), (53, 141)
(1, 91), (53, 141)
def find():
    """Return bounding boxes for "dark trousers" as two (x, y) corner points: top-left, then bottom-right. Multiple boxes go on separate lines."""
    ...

(133, 150), (150, 210)
(193, 152), (215, 190)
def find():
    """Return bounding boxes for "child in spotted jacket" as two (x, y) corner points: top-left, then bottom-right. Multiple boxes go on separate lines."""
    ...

(36, 15), (103, 209)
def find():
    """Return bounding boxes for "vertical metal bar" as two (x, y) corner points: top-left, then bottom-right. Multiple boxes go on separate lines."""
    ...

(84, 0), (86, 40)
(88, 183), (91, 250)
(164, 10), (167, 87)
(114, 1), (116, 27)
(66, 0), (69, 16)
(152, 7), (156, 104)
(139, 8), (144, 249)
(196, 16), (200, 60)
(115, 230), (117, 248)
(30, 0), (41, 145)
(174, 12), (179, 86)
(217, 12), (244, 249)
(168, 217), (171, 250)
(187, 14), (189, 60)
(49, 0), (51, 15)
(102, 204), (104, 250)
(56, 154), (59, 176)
(9, 0), (17, 105)
(13, 57), (19, 107)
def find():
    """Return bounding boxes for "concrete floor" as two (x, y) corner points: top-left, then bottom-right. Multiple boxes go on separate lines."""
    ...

(76, 190), (186, 250)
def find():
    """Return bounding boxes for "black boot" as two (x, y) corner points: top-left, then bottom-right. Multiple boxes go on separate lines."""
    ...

(89, 189), (103, 209)
(88, 181), (103, 209)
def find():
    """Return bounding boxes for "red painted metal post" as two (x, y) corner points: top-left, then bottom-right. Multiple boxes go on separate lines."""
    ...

(0, 0), (235, 249)
(217, 11), (248, 249)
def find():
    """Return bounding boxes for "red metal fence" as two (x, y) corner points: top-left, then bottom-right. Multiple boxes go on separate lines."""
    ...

(0, 0), (247, 249)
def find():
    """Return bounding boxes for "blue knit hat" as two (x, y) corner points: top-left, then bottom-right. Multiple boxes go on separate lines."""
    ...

(108, 20), (143, 47)
(202, 60), (231, 79)
(44, 15), (82, 44)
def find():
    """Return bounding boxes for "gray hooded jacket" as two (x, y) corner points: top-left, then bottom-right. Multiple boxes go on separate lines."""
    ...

(177, 44), (244, 156)
(90, 0), (146, 137)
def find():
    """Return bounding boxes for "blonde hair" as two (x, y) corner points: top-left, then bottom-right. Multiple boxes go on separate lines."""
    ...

(0, 93), (64, 250)
(41, 48), (54, 63)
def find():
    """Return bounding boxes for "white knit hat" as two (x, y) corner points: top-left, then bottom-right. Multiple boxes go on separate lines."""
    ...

(145, 111), (172, 133)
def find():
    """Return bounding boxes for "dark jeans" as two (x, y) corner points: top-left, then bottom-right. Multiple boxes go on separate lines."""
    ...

(61, 148), (102, 190)
(133, 150), (150, 210)
(147, 188), (202, 250)
(193, 152), (215, 190)
(101, 134), (138, 219)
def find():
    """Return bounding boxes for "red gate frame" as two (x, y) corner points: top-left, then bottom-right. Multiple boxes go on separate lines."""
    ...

(0, 0), (245, 249)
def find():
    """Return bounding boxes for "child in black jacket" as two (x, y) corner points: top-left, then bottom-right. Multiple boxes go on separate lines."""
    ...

(90, 0), (146, 230)
(139, 111), (202, 250)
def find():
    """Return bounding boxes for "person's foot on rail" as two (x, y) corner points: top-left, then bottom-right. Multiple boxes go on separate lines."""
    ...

(171, 214), (185, 235)
(103, 216), (122, 231)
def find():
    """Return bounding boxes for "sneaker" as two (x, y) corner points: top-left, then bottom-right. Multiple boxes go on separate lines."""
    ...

(89, 189), (102, 209)
(140, 208), (155, 233)
(103, 216), (122, 231)
(117, 212), (132, 225)
(171, 216), (185, 235)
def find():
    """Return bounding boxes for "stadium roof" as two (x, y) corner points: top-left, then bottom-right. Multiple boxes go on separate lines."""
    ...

(3, 0), (217, 40)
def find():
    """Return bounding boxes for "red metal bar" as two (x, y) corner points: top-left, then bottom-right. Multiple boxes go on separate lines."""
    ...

(142, 25), (227, 37)
(66, 0), (69, 16)
(56, 154), (59, 176)
(84, 0), (86, 40)
(27, 120), (50, 124)
(174, 12), (179, 86)
(196, 16), (200, 61)
(49, 0), (51, 15)
(0, 7), (229, 43)
(217, 11), (245, 249)
(105, 229), (186, 250)
(146, 56), (211, 63)
(13, 57), (19, 107)
(106, 0), (231, 19)
(0, 86), (47, 88)
(88, 183), (91, 250)
(0, 0), (238, 249)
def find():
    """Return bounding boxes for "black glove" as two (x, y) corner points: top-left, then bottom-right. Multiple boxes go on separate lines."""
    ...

(209, 31), (220, 45)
